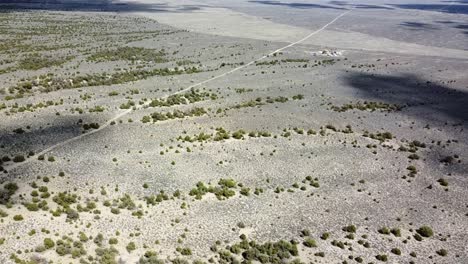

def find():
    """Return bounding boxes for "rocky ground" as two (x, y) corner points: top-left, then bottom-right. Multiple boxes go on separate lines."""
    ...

(0, 1), (467, 264)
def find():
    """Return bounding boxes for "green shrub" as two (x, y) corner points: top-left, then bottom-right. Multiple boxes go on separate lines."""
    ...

(413, 233), (422, 241)
(314, 252), (325, 257)
(35, 245), (46, 252)
(179, 247), (192, 255)
(320, 232), (330, 240)
(55, 245), (69, 256)
(376, 254), (388, 262)
(95, 247), (119, 263)
(300, 229), (310, 237)
(232, 130), (246, 139)
(120, 100), (135, 109)
(82, 123), (100, 130)
(390, 228), (401, 237)
(64, 207), (78, 220)
(89, 105), (105, 113)
(343, 225), (357, 233)
(218, 178), (236, 188)
(331, 240), (345, 249)
(292, 94), (304, 100)
(24, 203), (39, 211)
(88, 47), (166, 63)
(378, 227), (390, 235)
(79, 232), (88, 242)
(13, 155), (25, 163)
(126, 242), (136, 252)
(0, 209), (8, 217)
(18, 55), (71, 71)
(141, 116), (151, 123)
(303, 238), (317, 248)
(44, 238), (55, 249)
(437, 178), (448, 186)
(13, 215), (24, 221)
(240, 188), (250, 196)
(416, 226), (433, 237)
(4, 182), (19, 195)
(254, 188), (264, 195)
(53, 192), (77, 208)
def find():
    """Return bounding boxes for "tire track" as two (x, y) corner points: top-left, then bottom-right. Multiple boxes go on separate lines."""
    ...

(4, 9), (352, 173)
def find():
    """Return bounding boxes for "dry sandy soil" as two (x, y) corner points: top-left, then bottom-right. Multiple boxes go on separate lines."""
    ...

(0, 0), (467, 264)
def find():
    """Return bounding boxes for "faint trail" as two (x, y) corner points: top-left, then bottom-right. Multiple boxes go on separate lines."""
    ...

(4, 9), (352, 173)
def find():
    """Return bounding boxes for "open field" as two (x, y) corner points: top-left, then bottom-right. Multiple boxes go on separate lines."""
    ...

(0, 0), (467, 263)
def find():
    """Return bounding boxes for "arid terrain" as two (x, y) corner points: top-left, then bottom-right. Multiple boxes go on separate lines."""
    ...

(0, 0), (467, 263)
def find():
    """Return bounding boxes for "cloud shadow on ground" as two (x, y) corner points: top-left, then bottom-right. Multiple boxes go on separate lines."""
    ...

(442, 0), (468, 3)
(434, 20), (468, 35)
(399, 21), (439, 30)
(0, 115), (84, 176)
(389, 3), (468, 15)
(352, 4), (393, 10)
(344, 71), (468, 177)
(0, 0), (207, 13)
(343, 72), (468, 123)
(328, 1), (393, 10)
(249, 0), (348, 10)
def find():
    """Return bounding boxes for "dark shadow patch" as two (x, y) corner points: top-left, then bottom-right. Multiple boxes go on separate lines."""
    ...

(249, 0), (348, 10)
(329, 1), (393, 10)
(0, 115), (83, 161)
(400, 21), (439, 30)
(353, 4), (394, 10)
(0, 0), (206, 13)
(389, 3), (468, 15)
(442, 0), (468, 3)
(435, 20), (456, 24)
(434, 21), (468, 35)
(0, 111), (116, 179)
(328, 0), (348, 5)
(343, 72), (468, 123)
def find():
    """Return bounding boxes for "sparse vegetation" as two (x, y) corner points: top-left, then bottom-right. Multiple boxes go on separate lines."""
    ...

(331, 101), (402, 112)
(0, 10), (465, 264)
(88, 47), (166, 63)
